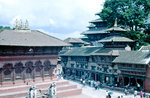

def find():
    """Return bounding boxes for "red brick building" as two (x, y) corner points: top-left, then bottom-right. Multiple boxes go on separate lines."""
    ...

(0, 29), (68, 86)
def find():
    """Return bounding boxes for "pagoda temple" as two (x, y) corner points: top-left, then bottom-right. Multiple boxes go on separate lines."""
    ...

(82, 13), (108, 45)
(60, 19), (150, 92)
(98, 18), (134, 49)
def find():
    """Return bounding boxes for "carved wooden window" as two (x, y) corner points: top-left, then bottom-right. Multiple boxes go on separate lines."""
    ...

(3, 63), (13, 81)
(15, 62), (23, 79)
(44, 60), (51, 75)
(25, 61), (33, 79)
(35, 61), (42, 77)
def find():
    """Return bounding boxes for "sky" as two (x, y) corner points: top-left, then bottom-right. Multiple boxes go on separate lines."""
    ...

(0, 0), (105, 40)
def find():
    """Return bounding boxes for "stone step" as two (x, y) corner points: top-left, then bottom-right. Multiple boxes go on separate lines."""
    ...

(0, 80), (82, 98)
(0, 80), (69, 94)
(0, 88), (82, 98)
(57, 88), (82, 98)
(0, 77), (57, 87)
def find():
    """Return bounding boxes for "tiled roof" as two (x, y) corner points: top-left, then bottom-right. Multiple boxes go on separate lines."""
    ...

(106, 26), (127, 32)
(60, 47), (101, 56)
(139, 45), (150, 51)
(89, 18), (103, 23)
(98, 36), (134, 42)
(82, 29), (108, 35)
(0, 29), (69, 47)
(64, 38), (90, 45)
(92, 48), (120, 56)
(113, 51), (150, 65)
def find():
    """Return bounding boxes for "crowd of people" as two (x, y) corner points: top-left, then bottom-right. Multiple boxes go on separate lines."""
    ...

(79, 78), (149, 98)
(80, 78), (101, 90)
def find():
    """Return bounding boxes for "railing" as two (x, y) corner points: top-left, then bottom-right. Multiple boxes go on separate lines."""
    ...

(121, 72), (145, 76)
(105, 45), (125, 48)
(120, 67), (146, 72)
(0, 52), (58, 56)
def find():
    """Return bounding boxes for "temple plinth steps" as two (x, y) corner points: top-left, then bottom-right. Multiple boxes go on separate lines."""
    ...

(0, 79), (82, 98)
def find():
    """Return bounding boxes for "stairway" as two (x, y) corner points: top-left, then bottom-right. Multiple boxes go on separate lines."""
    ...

(0, 79), (82, 98)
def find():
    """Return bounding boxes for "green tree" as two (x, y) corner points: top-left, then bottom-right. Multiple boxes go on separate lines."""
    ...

(100, 0), (150, 49)
(100, 0), (150, 30)
(0, 26), (11, 30)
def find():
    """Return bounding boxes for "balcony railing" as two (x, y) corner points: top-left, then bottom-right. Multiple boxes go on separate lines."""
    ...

(120, 67), (146, 72)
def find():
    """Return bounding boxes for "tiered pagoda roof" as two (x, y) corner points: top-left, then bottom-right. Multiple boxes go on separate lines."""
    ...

(106, 19), (127, 32)
(98, 36), (134, 43)
(98, 19), (134, 44)
(89, 18), (104, 23)
(82, 29), (107, 35)
(82, 14), (108, 35)
(64, 38), (89, 45)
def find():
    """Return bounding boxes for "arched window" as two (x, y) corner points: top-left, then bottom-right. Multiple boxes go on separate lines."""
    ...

(25, 61), (33, 79)
(43, 60), (51, 76)
(3, 63), (13, 81)
(35, 60), (42, 77)
(15, 62), (23, 80)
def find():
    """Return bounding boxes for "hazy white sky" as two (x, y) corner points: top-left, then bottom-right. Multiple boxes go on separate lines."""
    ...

(0, 0), (105, 39)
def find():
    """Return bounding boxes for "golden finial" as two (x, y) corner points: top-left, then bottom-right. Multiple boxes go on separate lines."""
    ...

(15, 19), (18, 29)
(19, 19), (23, 29)
(25, 20), (29, 29)
(114, 18), (117, 27)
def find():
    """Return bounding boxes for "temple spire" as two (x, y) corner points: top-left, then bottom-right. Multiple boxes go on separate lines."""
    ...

(14, 19), (29, 30)
(114, 18), (117, 27)
(15, 19), (18, 30)
(25, 20), (29, 30)
(19, 19), (23, 29)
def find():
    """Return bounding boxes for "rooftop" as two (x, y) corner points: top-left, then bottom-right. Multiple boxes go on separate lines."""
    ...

(98, 36), (134, 43)
(89, 18), (104, 23)
(60, 46), (101, 56)
(92, 48), (120, 56)
(113, 51), (150, 65)
(139, 45), (150, 51)
(82, 29), (108, 35)
(0, 29), (69, 47)
(64, 38), (89, 45)
(106, 18), (127, 32)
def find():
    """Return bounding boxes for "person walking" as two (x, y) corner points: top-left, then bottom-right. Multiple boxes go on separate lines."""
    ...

(134, 90), (137, 98)
(80, 78), (83, 84)
(140, 90), (143, 98)
(98, 81), (100, 89)
(124, 89), (128, 95)
(91, 80), (94, 87)
(83, 80), (85, 87)
(94, 81), (97, 90)
(143, 91), (146, 98)
(106, 91), (108, 98)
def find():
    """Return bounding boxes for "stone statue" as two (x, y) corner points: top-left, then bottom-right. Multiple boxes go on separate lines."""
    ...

(48, 82), (57, 98)
(27, 85), (37, 98)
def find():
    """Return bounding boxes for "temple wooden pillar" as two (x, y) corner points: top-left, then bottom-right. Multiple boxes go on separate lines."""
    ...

(22, 67), (26, 83)
(12, 67), (16, 84)
(41, 66), (44, 81)
(0, 68), (3, 85)
(32, 67), (35, 82)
